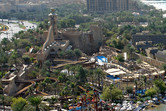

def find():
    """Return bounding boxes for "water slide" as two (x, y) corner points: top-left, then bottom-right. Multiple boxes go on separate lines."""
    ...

(51, 60), (86, 69)
(14, 80), (35, 96)
(42, 26), (53, 52)
(14, 77), (57, 96)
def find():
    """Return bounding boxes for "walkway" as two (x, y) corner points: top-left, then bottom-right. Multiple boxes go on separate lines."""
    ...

(51, 60), (86, 69)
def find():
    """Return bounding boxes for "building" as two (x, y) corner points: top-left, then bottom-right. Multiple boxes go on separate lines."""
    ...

(155, 50), (166, 63)
(145, 47), (158, 59)
(87, 0), (138, 13)
(132, 34), (166, 47)
(37, 9), (104, 62)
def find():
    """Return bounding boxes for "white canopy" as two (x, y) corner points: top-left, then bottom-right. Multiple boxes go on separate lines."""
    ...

(105, 68), (121, 73)
(105, 68), (126, 76)
(111, 72), (125, 76)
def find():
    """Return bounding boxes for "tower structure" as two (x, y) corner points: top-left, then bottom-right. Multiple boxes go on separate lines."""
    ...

(48, 9), (59, 40)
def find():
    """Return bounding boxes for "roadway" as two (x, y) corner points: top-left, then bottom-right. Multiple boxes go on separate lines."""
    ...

(0, 19), (37, 42)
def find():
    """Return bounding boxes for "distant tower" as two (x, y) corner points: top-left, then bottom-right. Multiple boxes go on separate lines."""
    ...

(48, 9), (59, 40)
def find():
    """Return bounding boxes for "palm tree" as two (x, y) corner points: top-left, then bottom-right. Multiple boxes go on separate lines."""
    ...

(43, 60), (52, 72)
(64, 64), (71, 76)
(134, 79), (138, 96)
(61, 86), (69, 100)
(88, 70), (94, 85)
(47, 97), (57, 109)
(39, 81), (46, 92)
(95, 69), (105, 89)
(77, 66), (87, 84)
(11, 38), (18, 50)
(70, 66), (76, 76)
(142, 76), (147, 90)
(0, 51), (8, 77)
(28, 96), (49, 111)
(1, 38), (9, 47)
(163, 64), (166, 76)
(70, 82), (76, 109)
(0, 95), (5, 111)
(51, 82), (57, 94)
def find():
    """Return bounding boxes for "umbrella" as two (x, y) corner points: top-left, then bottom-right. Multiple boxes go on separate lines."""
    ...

(111, 103), (116, 106)
(153, 97), (158, 101)
(148, 100), (153, 103)
(115, 106), (120, 110)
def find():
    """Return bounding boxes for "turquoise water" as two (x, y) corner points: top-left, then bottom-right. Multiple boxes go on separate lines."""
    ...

(146, 104), (166, 111)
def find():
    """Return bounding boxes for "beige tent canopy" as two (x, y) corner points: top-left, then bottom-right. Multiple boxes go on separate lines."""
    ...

(105, 68), (126, 76)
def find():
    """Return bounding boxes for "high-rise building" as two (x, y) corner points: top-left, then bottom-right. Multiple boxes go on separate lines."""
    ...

(87, 0), (138, 13)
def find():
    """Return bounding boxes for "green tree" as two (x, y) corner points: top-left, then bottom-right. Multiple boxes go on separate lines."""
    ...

(111, 88), (123, 101)
(134, 80), (138, 95)
(65, 50), (75, 59)
(101, 86), (123, 102)
(142, 76), (147, 90)
(58, 51), (65, 59)
(88, 70), (95, 85)
(11, 97), (27, 111)
(1, 38), (9, 47)
(43, 77), (52, 84)
(46, 97), (57, 108)
(0, 51), (8, 78)
(22, 55), (32, 64)
(64, 64), (71, 75)
(145, 88), (157, 98)
(101, 87), (111, 101)
(95, 69), (105, 89)
(8, 50), (22, 67)
(0, 95), (5, 111)
(58, 76), (63, 83)
(115, 54), (124, 62)
(28, 96), (48, 111)
(59, 19), (75, 28)
(70, 66), (76, 76)
(154, 79), (166, 94)
(74, 49), (82, 59)
(39, 81), (46, 92)
(77, 66), (87, 83)
(43, 60), (52, 71)
(126, 86), (133, 94)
